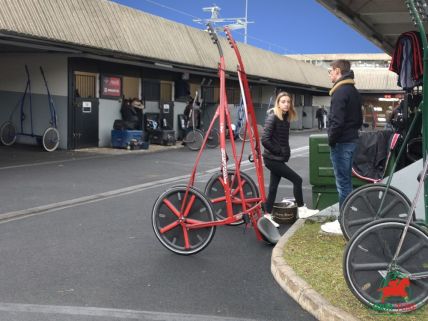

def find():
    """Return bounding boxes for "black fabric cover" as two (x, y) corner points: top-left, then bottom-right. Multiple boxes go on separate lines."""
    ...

(352, 130), (394, 181)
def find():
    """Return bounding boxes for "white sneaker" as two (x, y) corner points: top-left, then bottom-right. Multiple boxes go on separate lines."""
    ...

(321, 220), (343, 235)
(264, 214), (279, 228)
(297, 206), (319, 219)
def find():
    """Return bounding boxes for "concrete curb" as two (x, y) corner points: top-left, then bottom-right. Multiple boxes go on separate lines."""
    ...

(271, 219), (360, 321)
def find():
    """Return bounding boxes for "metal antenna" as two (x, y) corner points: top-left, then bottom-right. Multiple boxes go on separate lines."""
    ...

(193, 3), (253, 40)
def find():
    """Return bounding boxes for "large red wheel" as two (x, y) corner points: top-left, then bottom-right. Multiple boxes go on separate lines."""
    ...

(152, 186), (216, 255)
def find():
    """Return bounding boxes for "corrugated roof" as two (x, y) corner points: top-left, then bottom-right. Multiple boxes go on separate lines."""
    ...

(353, 69), (401, 91)
(0, 0), (331, 89)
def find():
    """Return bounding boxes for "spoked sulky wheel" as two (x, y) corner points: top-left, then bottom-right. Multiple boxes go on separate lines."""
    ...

(204, 170), (258, 226)
(42, 127), (60, 152)
(206, 128), (219, 149)
(339, 184), (414, 240)
(0, 121), (17, 146)
(184, 130), (204, 151)
(238, 125), (249, 142)
(152, 185), (216, 255)
(343, 219), (428, 312)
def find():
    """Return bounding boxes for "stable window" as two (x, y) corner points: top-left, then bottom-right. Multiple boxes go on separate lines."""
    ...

(75, 71), (97, 98)
(226, 87), (240, 105)
(160, 81), (173, 101)
(201, 86), (219, 104)
(123, 76), (140, 99)
(189, 83), (200, 98)
(250, 86), (262, 104)
(142, 79), (160, 101)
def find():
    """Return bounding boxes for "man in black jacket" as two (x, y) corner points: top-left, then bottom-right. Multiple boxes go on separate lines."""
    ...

(327, 60), (363, 209)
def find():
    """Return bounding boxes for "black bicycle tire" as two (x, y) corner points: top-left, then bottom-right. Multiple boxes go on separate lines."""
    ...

(343, 219), (428, 312)
(204, 170), (258, 226)
(184, 130), (203, 151)
(42, 127), (60, 152)
(206, 128), (219, 149)
(339, 184), (414, 240)
(0, 121), (17, 146)
(152, 185), (216, 255)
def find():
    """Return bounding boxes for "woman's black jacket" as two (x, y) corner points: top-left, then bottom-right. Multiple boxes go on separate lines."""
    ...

(261, 112), (290, 162)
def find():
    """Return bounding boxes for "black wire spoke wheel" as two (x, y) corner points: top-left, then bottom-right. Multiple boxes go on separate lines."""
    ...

(204, 170), (258, 226)
(0, 121), (17, 146)
(152, 186), (216, 255)
(340, 184), (413, 240)
(343, 219), (428, 312)
(42, 127), (60, 152)
(206, 128), (219, 148)
(184, 129), (203, 151)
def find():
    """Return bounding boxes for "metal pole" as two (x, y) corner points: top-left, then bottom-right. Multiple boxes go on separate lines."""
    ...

(244, 0), (248, 44)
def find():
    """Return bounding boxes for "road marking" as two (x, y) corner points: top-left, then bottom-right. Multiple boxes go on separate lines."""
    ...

(0, 155), (111, 170)
(0, 146), (308, 223)
(0, 302), (256, 320)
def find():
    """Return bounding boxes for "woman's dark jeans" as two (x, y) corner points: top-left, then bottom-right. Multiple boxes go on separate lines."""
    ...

(264, 158), (303, 213)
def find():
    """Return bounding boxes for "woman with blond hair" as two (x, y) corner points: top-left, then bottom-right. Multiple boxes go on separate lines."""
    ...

(261, 92), (319, 221)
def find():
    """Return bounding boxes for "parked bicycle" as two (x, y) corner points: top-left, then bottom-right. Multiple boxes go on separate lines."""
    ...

(183, 91), (219, 150)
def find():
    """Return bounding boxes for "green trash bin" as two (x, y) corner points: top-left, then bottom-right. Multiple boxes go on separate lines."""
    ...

(309, 134), (367, 210)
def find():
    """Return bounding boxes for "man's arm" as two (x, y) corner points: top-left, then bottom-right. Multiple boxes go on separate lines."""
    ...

(328, 94), (347, 147)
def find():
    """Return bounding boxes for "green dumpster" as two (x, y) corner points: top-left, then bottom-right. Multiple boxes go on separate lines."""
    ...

(309, 134), (365, 186)
(309, 134), (366, 210)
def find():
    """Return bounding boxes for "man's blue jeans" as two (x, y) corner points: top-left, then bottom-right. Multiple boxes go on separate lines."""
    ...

(330, 142), (357, 208)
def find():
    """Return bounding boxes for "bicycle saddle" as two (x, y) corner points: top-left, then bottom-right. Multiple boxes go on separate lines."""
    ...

(257, 217), (281, 244)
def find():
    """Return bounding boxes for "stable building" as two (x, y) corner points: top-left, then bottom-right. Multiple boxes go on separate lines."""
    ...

(0, 0), (397, 151)
(0, 0), (333, 150)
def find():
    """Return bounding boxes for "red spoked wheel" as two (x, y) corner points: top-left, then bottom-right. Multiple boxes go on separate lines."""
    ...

(152, 185), (216, 255)
(204, 170), (259, 225)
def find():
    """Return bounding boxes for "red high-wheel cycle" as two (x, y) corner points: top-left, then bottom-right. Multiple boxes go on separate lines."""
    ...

(152, 24), (279, 255)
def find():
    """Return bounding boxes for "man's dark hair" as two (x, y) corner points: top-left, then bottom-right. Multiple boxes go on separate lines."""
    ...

(330, 60), (351, 73)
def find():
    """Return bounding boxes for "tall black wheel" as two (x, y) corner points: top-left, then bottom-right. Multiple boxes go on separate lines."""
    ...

(152, 186), (216, 255)
(42, 127), (60, 152)
(343, 219), (428, 312)
(204, 170), (258, 226)
(0, 121), (17, 146)
(206, 128), (219, 149)
(340, 184), (413, 240)
(184, 129), (203, 151)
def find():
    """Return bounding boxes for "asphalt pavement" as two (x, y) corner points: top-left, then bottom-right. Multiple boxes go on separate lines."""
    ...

(0, 131), (318, 321)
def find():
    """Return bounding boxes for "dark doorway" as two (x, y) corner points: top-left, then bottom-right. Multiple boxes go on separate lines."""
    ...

(73, 98), (99, 149)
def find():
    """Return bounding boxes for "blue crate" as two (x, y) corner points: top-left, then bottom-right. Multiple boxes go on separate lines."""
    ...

(111, 130), (147, 149)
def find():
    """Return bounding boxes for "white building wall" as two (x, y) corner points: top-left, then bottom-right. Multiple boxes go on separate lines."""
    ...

(313, 96), (331, 108)
(99, 99), (121, 147)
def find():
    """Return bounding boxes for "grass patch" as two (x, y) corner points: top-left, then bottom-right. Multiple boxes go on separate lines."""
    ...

(283, 221), (427, 321)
